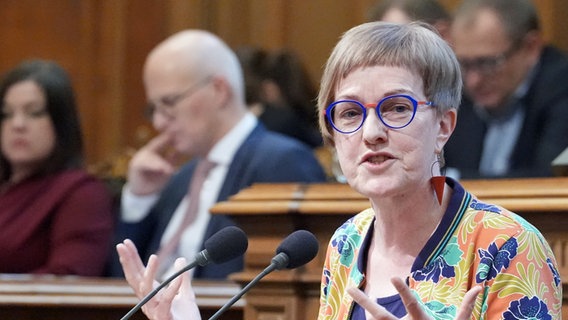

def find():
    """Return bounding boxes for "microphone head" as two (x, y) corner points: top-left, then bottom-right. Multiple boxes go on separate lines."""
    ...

(275, 230), (319, 269)
(204, 226), (248, 264)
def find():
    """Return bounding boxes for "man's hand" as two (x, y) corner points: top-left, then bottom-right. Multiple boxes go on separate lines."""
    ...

(348, 277), (482, 320)
(127, 133), (178, 195)
(117, 239), (200, 320)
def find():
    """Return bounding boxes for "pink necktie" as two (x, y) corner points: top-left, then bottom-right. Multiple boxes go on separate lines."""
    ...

(157, 159), (216, 274)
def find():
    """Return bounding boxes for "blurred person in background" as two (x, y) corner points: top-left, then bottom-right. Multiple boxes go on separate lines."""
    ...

(0, 59), (114, 276)
(260, 49), (323, 148)
(108, 30), (326, 281)
(367, 0), (452, 41)
(444, 0), (568, 179)
(236, 46), (323, 149)
(234, 45), (267, 117)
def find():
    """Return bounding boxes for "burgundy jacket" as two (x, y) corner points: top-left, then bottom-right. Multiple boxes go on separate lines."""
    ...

(0, 169), (114, 275)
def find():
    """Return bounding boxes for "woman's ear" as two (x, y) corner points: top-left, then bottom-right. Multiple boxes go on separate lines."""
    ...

(435, 109), (457, 153)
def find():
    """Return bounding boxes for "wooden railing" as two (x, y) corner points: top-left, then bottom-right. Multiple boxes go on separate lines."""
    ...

(0, 275), (242, 320)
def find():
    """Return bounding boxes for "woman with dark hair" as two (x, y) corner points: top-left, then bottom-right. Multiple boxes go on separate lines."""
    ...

(0, 59), (114, 276)
(260, 49), (323, 148)
(236, 46), (323, 149)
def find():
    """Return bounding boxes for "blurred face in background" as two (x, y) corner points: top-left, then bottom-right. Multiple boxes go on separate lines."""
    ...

(452, 8), (540, 112)
(1, 80), (56, 179)
(144, 58), (218, 158)
(380, 7), (412, 24)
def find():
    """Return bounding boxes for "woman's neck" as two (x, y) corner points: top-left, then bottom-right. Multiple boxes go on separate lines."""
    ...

(9, 165), (36, 184)
(370, 184), (448, 255)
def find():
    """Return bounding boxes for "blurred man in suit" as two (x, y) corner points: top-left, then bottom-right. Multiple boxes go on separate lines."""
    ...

(445, 0), (568, 178)
(108, 30), (326, 279)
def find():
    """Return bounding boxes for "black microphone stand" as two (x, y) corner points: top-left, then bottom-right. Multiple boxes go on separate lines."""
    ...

(208, 253), (288, 320)
(208, 264), (274, 320)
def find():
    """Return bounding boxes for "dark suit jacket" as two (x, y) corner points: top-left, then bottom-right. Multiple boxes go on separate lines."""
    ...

(445, 46), (568, 179)
(108, 123), (326, 279)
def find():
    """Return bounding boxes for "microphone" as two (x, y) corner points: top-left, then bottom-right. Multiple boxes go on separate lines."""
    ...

(208, 229), (319, 320)
(120, 226), (248, 320)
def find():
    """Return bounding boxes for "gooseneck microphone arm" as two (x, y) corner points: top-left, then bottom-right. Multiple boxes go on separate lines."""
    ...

(208, 253), (289, 320)
(208, 230), (319, 320)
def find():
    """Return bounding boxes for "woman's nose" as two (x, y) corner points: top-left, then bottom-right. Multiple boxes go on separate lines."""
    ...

(361, 109), (388, 143)
(9, 112), (28, 128)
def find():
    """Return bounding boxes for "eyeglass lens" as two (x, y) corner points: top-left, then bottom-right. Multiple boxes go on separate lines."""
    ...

(144, 76), (212, 119)
(145, 94), (182, 119)
(458, 41), (521, 75)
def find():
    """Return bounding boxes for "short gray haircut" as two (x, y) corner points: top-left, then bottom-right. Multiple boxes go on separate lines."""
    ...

(317, 21), (462, 146)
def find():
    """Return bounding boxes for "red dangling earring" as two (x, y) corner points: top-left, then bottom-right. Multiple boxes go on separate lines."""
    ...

(430, 154), (445, 205)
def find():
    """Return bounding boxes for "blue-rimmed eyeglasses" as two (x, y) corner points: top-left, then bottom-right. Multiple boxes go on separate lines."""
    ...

(145, 76), (212, 119)
(325, 94), (434, 134)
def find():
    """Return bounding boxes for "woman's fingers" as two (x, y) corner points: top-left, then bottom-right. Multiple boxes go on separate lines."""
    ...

(349, 278), (481, 320)
(455, 286), (482, 320)
(171, 258), (202, 320)
(140, 255), (159, 295)
(391, 277), (427, 318)
(347, 287), (396, 320)
(117, 239), (146, 295)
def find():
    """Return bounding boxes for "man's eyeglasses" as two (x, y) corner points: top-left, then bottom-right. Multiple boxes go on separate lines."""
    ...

(325, 94), (434, 134)
(458, 42), (521, 76)
(145, 76), (212, 119)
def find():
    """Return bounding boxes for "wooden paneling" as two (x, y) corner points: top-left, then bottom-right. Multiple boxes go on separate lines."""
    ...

(0, 1), (97, 162)
(1, 0), (567, 167)
(119, 0), (166, 153)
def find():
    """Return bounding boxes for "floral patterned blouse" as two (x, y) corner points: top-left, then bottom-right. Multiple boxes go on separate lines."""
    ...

(318, 178), (562, 319)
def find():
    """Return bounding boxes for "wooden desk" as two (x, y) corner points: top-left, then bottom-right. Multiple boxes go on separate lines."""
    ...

(0, 275), (242, 320)
(210, 177), (568, 320)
